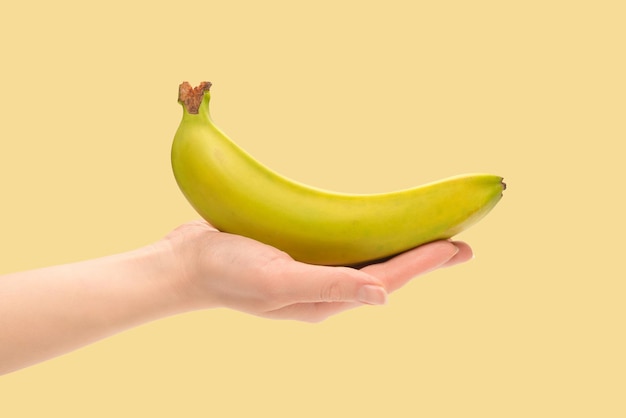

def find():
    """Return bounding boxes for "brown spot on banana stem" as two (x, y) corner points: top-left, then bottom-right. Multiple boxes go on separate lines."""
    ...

(178, 81), (212, 114)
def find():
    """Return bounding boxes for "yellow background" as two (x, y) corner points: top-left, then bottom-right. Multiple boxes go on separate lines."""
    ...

(1, 0), (624, 416)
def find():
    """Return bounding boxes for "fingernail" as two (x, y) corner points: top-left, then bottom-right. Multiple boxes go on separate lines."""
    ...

(358, 285), (388, 305)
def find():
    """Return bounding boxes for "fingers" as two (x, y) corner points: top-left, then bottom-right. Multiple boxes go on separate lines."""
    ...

(265, 240), (475, 323)
(273, 261), (388, 306)
(269, 240), (473, 309)
(441, 241), (474, 268)
(361, 240), (460, 293)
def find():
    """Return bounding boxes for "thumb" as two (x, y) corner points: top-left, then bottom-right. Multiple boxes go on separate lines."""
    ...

(280, 263), (388, 305)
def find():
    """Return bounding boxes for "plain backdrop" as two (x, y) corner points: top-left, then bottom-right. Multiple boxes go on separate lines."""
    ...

(1, 1), (624, 417)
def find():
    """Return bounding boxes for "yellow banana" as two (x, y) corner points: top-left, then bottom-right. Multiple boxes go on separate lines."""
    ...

(171, 81), (505, 266)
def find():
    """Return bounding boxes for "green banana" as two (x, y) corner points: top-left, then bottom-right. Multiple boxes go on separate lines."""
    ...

(171, 81), (505, 266)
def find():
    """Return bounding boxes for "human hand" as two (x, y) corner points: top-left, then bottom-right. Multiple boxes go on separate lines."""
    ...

(163, 220), (473, 322)
(0, 218), (471, 375)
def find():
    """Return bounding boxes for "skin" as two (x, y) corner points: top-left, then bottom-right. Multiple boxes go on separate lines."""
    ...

(0, 220), (473, 376)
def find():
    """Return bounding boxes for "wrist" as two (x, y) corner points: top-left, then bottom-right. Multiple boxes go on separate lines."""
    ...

(149, 226), (220, 312)
(129, 240), (201, 315)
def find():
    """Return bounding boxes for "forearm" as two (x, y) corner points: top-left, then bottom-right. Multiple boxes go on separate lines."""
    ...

(0, 243), (188, 375)
(0, 220), (471, 374)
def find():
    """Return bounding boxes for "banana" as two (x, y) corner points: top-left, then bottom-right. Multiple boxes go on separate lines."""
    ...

(171, 81), (505, 266)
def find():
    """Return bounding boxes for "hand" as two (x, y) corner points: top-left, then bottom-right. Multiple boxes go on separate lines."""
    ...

(0, 219), (473, 374)
(162, 220), (474, 322)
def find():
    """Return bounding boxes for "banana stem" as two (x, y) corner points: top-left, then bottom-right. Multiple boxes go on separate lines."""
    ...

(178, 81), (212, 114)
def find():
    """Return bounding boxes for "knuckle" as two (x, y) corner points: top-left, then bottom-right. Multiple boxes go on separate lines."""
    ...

(320, 280), (344, 302)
